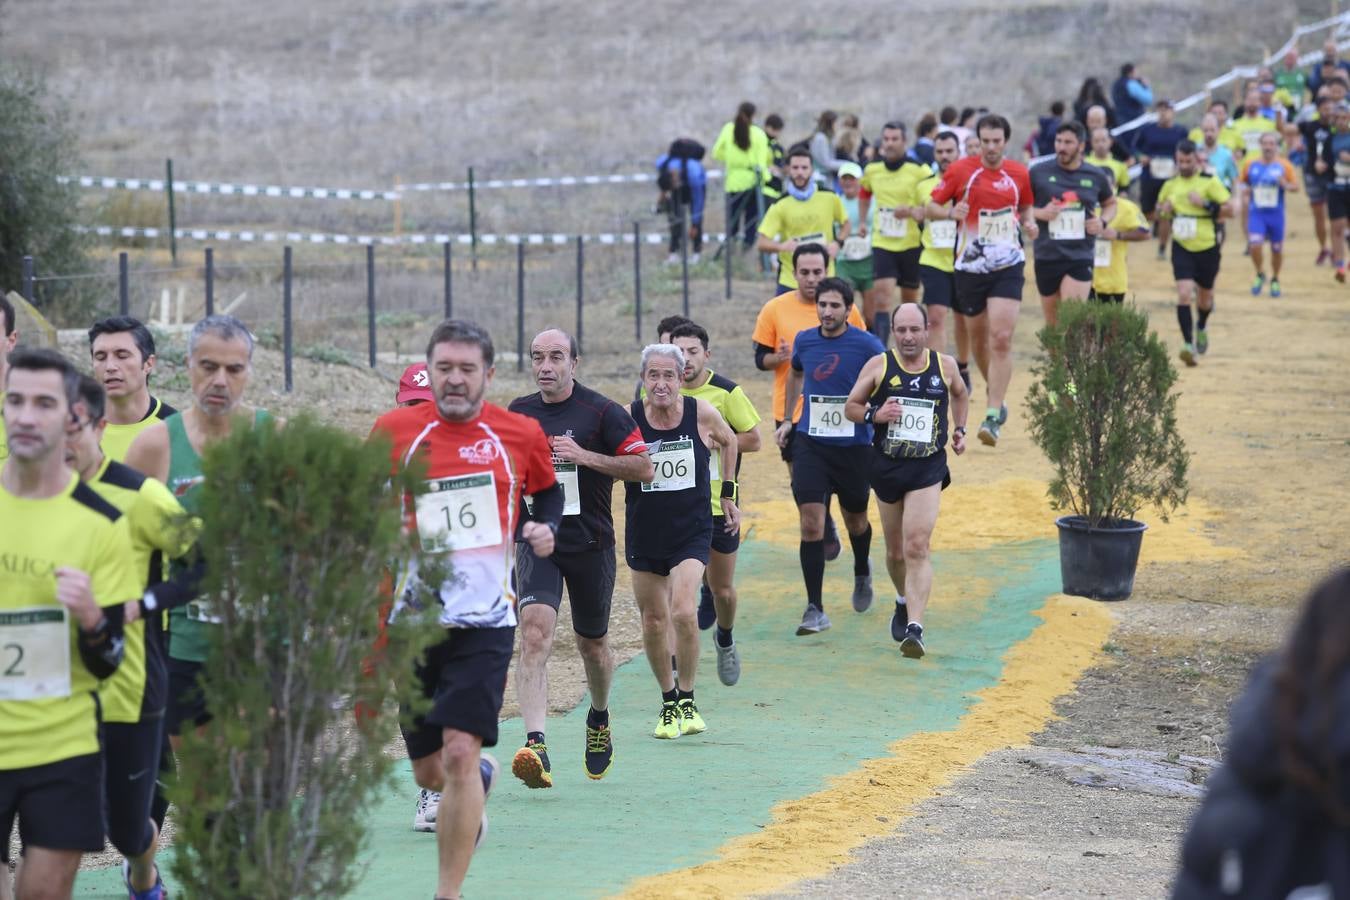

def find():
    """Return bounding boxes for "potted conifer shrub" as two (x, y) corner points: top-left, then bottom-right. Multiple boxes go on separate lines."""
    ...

(1025, 301), (1189, 600)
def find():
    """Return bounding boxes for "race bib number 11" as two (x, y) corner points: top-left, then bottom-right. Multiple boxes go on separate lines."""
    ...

(0, 607), (71, 701)
(416, 473), (503, 553)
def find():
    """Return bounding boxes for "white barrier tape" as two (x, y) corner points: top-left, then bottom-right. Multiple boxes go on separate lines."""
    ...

(74, 225), (728, 247)
(399, 170), (724, 192)
(56, 175), (399, 200)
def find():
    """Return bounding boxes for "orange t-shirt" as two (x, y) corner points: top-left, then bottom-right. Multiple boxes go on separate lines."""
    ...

(751, 291), (866, 423)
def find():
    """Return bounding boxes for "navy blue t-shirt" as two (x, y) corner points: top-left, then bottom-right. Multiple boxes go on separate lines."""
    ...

(791, 325), (886, 447)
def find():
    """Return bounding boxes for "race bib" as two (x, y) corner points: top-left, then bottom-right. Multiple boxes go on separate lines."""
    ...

(928, 219), (957, 249)
(554, 462), (581, 517)
(1244, 132), (1264, 155)
(977, 207), (1018, 245)
(1049, 208), (1085, 240)
(415, 473), (503, 553)
(794, 232), (826, 248)
(886, 397), (936, 444)
(0, 607), (71, 701)
(1149, 157), (1176, 180)
(1172, 216), (1199, 240)
(1094, 239), (1112, 267)
(185, 599), (223, 624)
(1252, 185), (1279, 209)
(643, 439), (696, 492)
(876, 209), (909, 239)
(840, 236), (871, 260)
(807, 395), (852, 437)
(709, 448), (721, 482)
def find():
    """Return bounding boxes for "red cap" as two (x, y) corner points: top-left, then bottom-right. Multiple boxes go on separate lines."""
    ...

(397, 363), (434, 405)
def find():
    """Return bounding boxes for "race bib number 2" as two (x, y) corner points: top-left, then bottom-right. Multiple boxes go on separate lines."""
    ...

(643, 439), (697, 492)
(0, 607), (71, 701)
(416, 473), (503, 553)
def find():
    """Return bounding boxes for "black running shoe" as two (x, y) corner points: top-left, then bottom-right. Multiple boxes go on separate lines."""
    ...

(584, 723), (614, 780)
(900, 623), (926, 659)
(697, 581), (716, 630)
(824, 512), (842, 561)
(890, 601), (908, 642)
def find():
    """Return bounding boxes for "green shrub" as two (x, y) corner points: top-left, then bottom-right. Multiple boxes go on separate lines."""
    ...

(1025, 301), (1189, 528)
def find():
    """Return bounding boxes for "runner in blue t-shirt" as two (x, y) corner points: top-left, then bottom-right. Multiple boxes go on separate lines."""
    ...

(773, 277), (885, 636)
(1240, 132), (1300, 297)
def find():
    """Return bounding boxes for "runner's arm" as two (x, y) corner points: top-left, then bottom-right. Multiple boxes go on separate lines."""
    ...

(124, 421), (170, 483)
(844, 355), (885, 423)
(940, 353), (969, 452)
(549, 433), (653, 483)
(78, 603), (126, 679)
(526, 482), (565, 535)
(736, 425), (761, 454)
(782, 366), (804, 424)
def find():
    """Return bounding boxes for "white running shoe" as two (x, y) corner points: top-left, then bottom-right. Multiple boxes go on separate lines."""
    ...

(715, 637), (741, 686)
(413, 788), (440, 833)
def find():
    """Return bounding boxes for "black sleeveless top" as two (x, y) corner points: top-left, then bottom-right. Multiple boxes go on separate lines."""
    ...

(625, 396), (712, 556)
(869, 349), (949, 459)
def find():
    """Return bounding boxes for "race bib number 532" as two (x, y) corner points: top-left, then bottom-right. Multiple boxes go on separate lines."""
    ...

(0, 607), (71, 701)
(416, 473), (503, 553)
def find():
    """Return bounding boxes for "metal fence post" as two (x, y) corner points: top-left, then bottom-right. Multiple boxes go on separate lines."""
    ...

(724, 188), (733, 300)
(283, 246), (293, 393)
(204, 247), (215, 316)
(366, 244), (377, 368)
(754, 167), (769, 278)
(443, 241), (453, 319)
(575, 235), (584, 355)
(118, 252), (129, 316)
(515, 242), (525, 372)
(680, 205), (690, 318)
(21, 255), (34, 303)
(633, 221), (642, 342)
(165, 158), (178, 266)
(469, 167), (478, 272)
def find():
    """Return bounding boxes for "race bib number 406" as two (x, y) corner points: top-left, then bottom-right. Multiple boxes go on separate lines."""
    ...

(0, 607), (71, 701)
(416, 473), (503, 553)
(886, 397), (936, 445)
(643, 439), (697, 492)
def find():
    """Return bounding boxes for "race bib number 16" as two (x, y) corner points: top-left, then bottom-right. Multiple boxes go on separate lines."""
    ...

(416, 473), (503, 553)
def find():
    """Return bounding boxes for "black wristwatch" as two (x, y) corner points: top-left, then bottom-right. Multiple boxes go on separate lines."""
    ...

(954, 426), (967, 436)
(863, 406), (876, 425)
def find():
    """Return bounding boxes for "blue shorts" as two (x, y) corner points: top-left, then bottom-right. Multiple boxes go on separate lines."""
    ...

(1246, 210), (1285, 247)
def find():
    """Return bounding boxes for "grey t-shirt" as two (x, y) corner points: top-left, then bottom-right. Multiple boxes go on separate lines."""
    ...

(1029, 160), (1115, 263)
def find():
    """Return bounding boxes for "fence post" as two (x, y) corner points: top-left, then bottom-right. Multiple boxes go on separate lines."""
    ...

(283, 245), (293, 393)
(680, 204), (691, 318)
(21, 255), (34, 303)
(724, 188), (733, 300)
(515, 242), (525, 372)
(118, 252), (129, 316)
(204, 247), (215, 316)
(165, 158), (179, 266)
(633, 221), (642, 342)
(468, 167), (478, 272)
(754, 167), (768, 278)
(366, 244), (377, 368)
(575, 235), (584, 355)
(443, 241), (453, 319)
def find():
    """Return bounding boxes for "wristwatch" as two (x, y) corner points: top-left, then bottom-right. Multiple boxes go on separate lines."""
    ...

(954, 426), (967, 436)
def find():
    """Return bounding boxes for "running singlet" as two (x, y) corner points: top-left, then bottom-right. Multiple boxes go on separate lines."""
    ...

(928, 155), (1033, 274)
(90, 458), (194, 724)
(916, 173), (956, 274)
(757, 190), (848, 289)
(0, 473), (139, 770)
(1241, 157), (1297, 214)
(625, 396), (711, 558)
(166, 409), (272, 663)
(791, 325), (885, 447)
(678, 370), (760, 515)
(869, 349), (950, 460)
(508, 382), (647, 554)
(1029, 160), (1114, 263)
(751, 292), (866, 425)
(101, 396), (177, 463)
(1158, 173), (1231, 253)
(372, 402), (556, 629)
(860, 159), (931, 252)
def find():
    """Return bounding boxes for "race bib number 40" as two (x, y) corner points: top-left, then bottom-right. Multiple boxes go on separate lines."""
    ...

(416, 473), (503, 553)
(876, 209), (909, 239)
(807, 395), (852, 437)
(1048, 208), (1085, 240)
(0, 607), (71, 701)
(1252, 185), (1279, 209)
(643, 439), (697, 492)
(886, 397), (936, 445)
(928, 219), (957, 249)
(978, 207), (1017, 245)
(1172, 216), (1199, 240)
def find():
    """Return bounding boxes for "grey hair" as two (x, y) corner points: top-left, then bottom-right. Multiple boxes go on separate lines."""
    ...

(639, 342), (685, 376)
(426, 318), (494, 368)
(189, 314), (255, 360)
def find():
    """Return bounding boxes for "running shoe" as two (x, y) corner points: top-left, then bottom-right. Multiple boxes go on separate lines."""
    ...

(1196, 329), (1209, 355)
(1317, 248), (1332, 266)
(584, 723), (614, 780)
(824, 513), (842, 561)
(977, 416), (1000, 447)
(476, 754), (500, 849)
(1156, 245), (1167, 261)
(890, 600), (908, 643)
(796, 604), (831, 635)
(900, 623), (926, 659)
(122, 860), (166, 900)
(715, 636), (741, 686)
(852, 565), (874, 613)
(997, 404), (1008, 426)
(1270, 279), (1282, 298)
(1250, 273), (1265, 296)
(697, 581), (717, 630)
(1179, 344), (1197, 367)
(653, 701), (681, 739)
(511, 740), (553, 789)
(959, 366), (972, 393)
(413, 788), (440, 832)
(677, 698), (707, 735)
(1336, 264), (1347, 284)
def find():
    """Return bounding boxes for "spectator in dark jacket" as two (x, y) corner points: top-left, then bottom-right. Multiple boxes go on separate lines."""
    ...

(1035, 101), (1066, 157)
(656, 145), (706, 262)
(1074, 77), (1115, 129)
(1173, 568), (1350, 899)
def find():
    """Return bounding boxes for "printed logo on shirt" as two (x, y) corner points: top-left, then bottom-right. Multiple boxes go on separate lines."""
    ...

(813, 353), (841, 382)
(458, 438), (500, 466)
(171, 475), (205, 498)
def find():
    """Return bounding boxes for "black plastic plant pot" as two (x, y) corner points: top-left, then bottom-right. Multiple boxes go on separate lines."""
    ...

(1055, 515), (1148, 601)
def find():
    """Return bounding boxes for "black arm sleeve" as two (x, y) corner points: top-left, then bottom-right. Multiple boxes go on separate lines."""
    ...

(146, 555), (207, 612)
(528, 482), (565, 534)
(78, 603), (126, 679)
(754, 342), (775, 371)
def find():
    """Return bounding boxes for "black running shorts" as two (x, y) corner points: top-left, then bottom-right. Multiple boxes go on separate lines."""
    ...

(873, 247), (922, 289)
(710, 515), (741, 555)
(1171, 244), (1221, 290)
(401, 626), (516, 758)
(953, 267), (1024, 316)
(920, 265), (955, 309)
(515, 545), (617, 639)
(791, 437), (872, 514)
(1033, 258), (1094, 298)
(868, 449), (951, 504)
(0, 753), (105, 858)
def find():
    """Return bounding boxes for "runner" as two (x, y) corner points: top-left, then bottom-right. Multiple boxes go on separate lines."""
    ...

(627, 343), (740, 739)
(1295, 89), (1335, 265)
(1134, 101), (1189, 260)
(1241, 132), (1300, 297)
(125, 315), (280, 750)
(915, 132), (973, 386)
(88, 317), (177, 462)
(834, 162), (875, 309)
(67, 374), (195, 900)
(1029, 121), (1116, 326)
(371, 319), (561, 899)
(1231, 87), (1280, 253)
(762, 113), (786, 204)
(1322, 102), (1350, 282)
(1, 348), (138, 900)
(857, 121), (932, 343)
(844, 304), (969, 657)
(0, 295), (14, 464)
(1188, 100), (1246, 159)
(1197, 113), (1241, 192)
(756, 147), (849, 295)
(925, 113), (1036, 447)
(772, 277), (884, 635)
(1089, 192), (1151, 303)
(667, 321), (761, 681)
(1087, 127), (1131, 193)
(507, 328), (652, 788)
(1157, 141), (1235, 366)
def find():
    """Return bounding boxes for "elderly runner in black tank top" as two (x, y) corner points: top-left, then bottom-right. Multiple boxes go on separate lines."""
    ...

(626, 343), (740, 741)
(845, 304), (969, 660)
